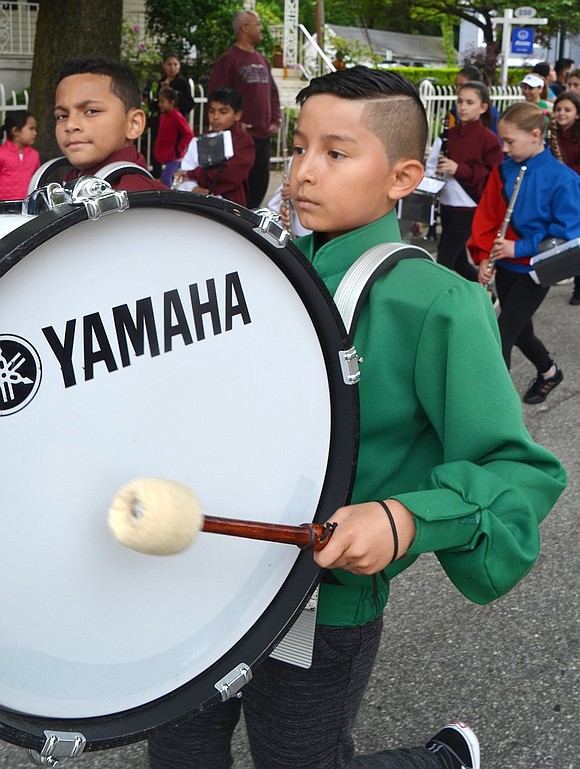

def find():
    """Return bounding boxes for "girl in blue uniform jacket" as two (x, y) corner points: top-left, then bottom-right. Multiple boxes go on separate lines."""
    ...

(469, 101), (580, 404)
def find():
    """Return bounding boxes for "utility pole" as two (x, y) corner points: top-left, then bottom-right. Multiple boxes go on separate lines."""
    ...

(315, 0), (325, 52)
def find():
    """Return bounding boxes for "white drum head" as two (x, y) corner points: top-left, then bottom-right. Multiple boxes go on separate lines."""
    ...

(0, 192), (358, 751)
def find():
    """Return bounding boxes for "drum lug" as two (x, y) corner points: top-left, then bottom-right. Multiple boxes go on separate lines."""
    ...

(338, 346), (361, 385)
(23, 183), (67, 215)
(252, 208), (289, 248)
(27, 731), (86, 766)
(62, 177), (129, 220)
(214, 663), (252, 702)
(22, 178), (128, 220)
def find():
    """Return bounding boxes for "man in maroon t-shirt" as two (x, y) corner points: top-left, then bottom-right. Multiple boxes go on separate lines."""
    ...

(208, 9), (281, 208)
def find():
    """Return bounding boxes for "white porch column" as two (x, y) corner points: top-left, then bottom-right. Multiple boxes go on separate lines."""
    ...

(283, 0), (299, 66)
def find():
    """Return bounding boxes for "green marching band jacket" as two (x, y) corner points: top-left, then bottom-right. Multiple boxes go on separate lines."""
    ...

(295, 211), (567, 627)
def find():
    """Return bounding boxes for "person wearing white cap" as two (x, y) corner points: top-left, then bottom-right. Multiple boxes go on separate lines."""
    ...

(520, 73), (553, 111)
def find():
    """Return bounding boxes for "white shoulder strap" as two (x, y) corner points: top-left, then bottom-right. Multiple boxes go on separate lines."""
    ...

(27, 158), (154, 196)
(95, 162), (154, 182)
(27, 156), (70, 195)
(334, 242), (434, 335)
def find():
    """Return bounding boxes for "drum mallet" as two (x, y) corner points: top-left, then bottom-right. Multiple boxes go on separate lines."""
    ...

(108, 478), (337, 555)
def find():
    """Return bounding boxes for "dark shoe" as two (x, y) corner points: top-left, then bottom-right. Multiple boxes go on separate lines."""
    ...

(426, 722), (480, 769)
(569, 290), (580, 305)
(523, 367), (563, 404)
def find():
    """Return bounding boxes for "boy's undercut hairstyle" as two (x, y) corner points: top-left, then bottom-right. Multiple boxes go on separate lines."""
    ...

(499, 101), (547, 134)
(296, 66), (427, 163)
(209, 86), (243, 114)
(56, 57), (141, 112)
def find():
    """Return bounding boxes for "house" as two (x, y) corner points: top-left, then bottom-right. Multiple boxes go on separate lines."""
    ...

(326, 24), (451, 68)
(0, 1), (147, 93)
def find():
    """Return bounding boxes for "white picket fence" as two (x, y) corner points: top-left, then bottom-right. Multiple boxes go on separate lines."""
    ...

(419, 80), (525, 149)
(0, 83), (29, 114)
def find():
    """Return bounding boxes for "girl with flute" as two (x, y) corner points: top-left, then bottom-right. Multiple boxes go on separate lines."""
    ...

(468, 101), (580, 404)
(425, 82), (502, 281)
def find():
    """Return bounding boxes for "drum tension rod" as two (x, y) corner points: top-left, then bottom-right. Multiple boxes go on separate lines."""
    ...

(28, 731), (86, 767)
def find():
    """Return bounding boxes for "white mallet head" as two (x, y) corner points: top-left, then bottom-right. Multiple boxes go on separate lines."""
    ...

(108, 478), (203, 555)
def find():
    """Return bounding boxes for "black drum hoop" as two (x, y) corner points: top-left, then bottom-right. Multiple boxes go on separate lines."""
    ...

(0, 191), (359, 753)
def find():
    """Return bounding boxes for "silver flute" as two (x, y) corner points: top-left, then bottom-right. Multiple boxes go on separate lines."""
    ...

(488, 164), (527, 274)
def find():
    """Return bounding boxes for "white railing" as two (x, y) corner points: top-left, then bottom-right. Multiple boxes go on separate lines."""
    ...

(0, 1), (38, 56)
(297, 24), (336, 80)
(269, 23), (335, 79)
(419, 79), (524, 151)
(0, 83), (28, 122)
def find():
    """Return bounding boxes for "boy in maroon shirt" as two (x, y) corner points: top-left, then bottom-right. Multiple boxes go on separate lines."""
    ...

(174, 87), (255, 207)
(55, 56), (168, 192)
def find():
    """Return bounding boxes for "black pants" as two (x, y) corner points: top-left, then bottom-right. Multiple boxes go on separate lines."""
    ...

(148, 618), (445, 769)
(247, 137), (271, 209)
(495, 267), (552, 371)
(437, 206), (478, 282)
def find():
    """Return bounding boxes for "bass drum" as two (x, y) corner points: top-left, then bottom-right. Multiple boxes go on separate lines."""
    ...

(0, 191), (358, 756)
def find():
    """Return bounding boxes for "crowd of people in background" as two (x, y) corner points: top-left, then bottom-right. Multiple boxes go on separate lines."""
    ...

(0, 20), (578, 385)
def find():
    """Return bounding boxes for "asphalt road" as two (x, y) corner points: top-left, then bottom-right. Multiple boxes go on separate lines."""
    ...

(1, 202), (578, 768)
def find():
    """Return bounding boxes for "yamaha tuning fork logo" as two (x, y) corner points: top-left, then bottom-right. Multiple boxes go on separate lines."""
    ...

(0, 335), (42, 416)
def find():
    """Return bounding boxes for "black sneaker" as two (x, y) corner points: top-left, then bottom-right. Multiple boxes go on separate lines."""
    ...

(570, 290), (580, 306)
(426, 722), (480, 769)
(523, 367), (564, 404)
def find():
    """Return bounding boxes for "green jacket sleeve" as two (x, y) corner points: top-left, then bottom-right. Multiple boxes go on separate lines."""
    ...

(394, 279), (566, 604)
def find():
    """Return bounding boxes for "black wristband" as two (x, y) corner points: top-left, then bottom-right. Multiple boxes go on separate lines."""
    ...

(376, 499), (398, 563)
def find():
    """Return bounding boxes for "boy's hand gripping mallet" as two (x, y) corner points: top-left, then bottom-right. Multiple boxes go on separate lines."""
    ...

(108, 478), (337, 555)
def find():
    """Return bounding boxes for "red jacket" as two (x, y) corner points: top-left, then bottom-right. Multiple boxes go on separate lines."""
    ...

(154, 109), (194, 163)
(0, 141), (40, 199)
(446, 120), (503, 203)
(187, 123), (255, 206)
(557, 126), (580, 173)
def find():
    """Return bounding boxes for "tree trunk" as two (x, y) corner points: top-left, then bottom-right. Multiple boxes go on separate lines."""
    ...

(28, 0), (123, 162)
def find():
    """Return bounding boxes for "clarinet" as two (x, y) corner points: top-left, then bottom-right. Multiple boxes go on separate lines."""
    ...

(488, 164), (527, 274)
(425, 112), (449, 240)
(435, 113), (450, 180)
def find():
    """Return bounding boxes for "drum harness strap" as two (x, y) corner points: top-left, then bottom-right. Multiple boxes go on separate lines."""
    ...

(323, 242), (435, 607)
(26, 157), (154, 197)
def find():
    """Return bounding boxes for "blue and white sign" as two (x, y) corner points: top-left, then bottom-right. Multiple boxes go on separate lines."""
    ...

(511, 27), (535, 55)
